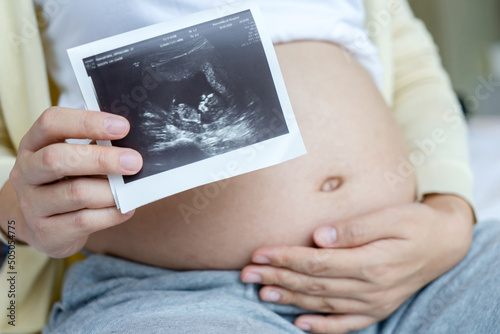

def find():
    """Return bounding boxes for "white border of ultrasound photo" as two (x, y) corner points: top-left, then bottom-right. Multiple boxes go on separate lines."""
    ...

(68, 1), (306, 213)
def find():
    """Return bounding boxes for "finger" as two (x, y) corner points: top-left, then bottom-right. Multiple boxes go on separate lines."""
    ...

(20, 107), (130, 153)
(250, 246), (365, 279)
(313, 206), (408, 248)
(258, 285), (369, 314)
(39, 207), (135, 247)
(294, 314), (375, 334)
(30, 178), (115, 217)
(22, 143), (142, 184)
(241, 265), (368, 300)
(33, 208), (135, 258)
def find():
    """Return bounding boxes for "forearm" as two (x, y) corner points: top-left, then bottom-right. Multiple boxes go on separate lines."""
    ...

(423, 193), (474, 223)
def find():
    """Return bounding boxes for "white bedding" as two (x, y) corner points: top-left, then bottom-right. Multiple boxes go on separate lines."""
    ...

(468, 115), (500, 222)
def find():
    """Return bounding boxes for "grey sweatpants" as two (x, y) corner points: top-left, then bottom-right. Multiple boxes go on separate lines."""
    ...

(43, 220), (500, 334)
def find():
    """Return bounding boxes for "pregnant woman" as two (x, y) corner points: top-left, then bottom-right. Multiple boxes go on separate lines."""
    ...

(1, 1), (499, 333)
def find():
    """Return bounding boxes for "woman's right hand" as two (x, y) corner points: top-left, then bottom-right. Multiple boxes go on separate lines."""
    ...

(7, 107), (143, 258)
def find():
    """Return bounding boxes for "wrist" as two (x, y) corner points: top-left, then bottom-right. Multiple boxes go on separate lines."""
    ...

(0, 181), (29, 245)
(422, 193), (474, 226)
(421, 194), (474, 278)
(423, 193), (474, 257)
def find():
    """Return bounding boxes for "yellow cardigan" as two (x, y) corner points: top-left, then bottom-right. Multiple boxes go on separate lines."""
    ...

(0, 0), (474, 332)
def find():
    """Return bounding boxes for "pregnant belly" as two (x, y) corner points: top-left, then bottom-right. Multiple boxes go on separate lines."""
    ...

(85, 41), (415, 269)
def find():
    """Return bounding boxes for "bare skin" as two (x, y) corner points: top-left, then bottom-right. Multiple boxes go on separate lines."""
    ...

(84, 41), (415, 269)
(1, 41), (473, 334)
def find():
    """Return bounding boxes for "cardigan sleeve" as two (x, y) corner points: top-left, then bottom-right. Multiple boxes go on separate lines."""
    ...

(0, 1), (67, 333)
(0, 111), (16, 189)
(387, 0), (474, 206)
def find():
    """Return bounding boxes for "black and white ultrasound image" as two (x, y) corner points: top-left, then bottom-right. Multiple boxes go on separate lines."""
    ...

(84, 10), (289, 183)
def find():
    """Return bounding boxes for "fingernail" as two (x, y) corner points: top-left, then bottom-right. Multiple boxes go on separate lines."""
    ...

(263, 290), (281, 302)
(297, 322), (312, 331)
(253, 255), (271, 264)
(105, 117), (129, 135)
(242, 272), (262, 283)
(124, 210), (135, 217)
(316, 226), (337, 247)
(120, 152), (141, 171)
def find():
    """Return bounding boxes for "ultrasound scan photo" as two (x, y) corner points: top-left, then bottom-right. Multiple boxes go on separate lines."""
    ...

(83, 10), (289, 183)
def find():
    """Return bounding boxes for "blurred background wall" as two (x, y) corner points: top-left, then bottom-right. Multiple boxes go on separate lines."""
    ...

(410, 0), (500, 115)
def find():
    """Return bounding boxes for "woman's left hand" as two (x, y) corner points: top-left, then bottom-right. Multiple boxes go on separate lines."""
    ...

(241, 194), (474, 333)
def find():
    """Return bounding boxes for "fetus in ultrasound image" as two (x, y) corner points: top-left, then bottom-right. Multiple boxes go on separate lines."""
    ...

(86, 12), (289, 183)
(135, 37), (271, 175)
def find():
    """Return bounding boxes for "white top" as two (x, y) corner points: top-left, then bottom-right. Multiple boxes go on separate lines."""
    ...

(35, 0), (383, 109)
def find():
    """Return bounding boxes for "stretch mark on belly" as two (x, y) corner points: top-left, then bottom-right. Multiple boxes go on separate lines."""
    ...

(321, 177), (342, 192)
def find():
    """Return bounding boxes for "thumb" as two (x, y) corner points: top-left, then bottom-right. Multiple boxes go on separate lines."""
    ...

(313, 207), (402, 248)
